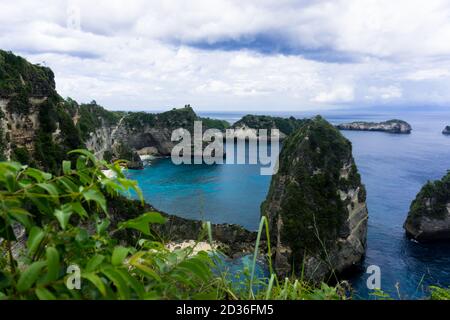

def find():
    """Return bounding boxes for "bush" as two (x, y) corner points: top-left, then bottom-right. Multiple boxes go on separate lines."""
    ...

(0, 150), (221, 299)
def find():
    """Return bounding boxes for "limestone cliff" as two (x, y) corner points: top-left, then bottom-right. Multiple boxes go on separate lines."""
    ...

(337, 119), (412, 134)
(261, 116), (368, 281)
(404, 171), (450, 241)
(0, 50), (82, 172)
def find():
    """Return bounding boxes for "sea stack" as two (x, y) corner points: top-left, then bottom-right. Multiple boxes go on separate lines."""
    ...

(442, 126), (450, 135)
(337, 119), (412, 134)
(261, 116), (368, 281)
(404, 171), (450, 241)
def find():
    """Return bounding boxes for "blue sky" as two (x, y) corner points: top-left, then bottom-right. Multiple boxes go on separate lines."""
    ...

(1, 0), (450, 112)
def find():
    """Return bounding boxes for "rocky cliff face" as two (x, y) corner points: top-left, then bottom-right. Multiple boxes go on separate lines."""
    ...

(337, 119), (412, 134)
(261, 116), (368, 281)
(404, 171), (450, 241)
(0, 50), (83, 172)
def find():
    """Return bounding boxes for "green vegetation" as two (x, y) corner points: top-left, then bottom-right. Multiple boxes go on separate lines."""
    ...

(233, 114), (305, 136)
(122, 105), (228, 132)
(33, 95), (83, 174)
(199, 117), (230, 130)
(123, 105), (198, 131)
(10, 145), (31, 165)
(0, 109), (6, 161)
(0, 50), (55, 98)
(6, 90), (32, 115)
(77, 101), (121, 140)
(409, 171), (450, 220)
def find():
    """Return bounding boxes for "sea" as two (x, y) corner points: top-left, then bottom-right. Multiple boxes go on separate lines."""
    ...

(125, 108), (450, 299)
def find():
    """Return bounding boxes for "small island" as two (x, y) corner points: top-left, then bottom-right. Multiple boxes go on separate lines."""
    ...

(404, 171), (450, 241)
(336, 119), (412, 134)
(442, 126), (450, 135)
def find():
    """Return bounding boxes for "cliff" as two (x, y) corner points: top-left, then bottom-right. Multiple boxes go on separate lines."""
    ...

(404, 171), (450, 241)
(261, 116), (368, 281)
(231, 114), (305, 140)
(0, 50), (228, 171)
(337, 119), (412, 134)
(0, 50), (83, 172)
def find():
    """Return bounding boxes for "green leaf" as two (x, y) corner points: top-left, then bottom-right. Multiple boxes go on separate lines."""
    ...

(17, 261), (47, 292)
(45, 247), (60, 283)
(24, 168), (52, 182)
(37, 183), (60, 197)
(178, 259), (211, 282)
(62, 160), (72, 175)
(35, 287), (56, 300)
(27, 226), (45, 256)
(83, 188), (107, 213)
(57, 177), (78, 193)
(82, 273), (106, 297)
(69, 149), (97, 164)
(54, 205), (73, 230)
(112, 246), (129, 266)
(85, 255), (105, 273)
(70, 202), (88, 219)
(118, 212), (166, 235)
(101, 267), (130, 299)
(5, 173), (16, 192)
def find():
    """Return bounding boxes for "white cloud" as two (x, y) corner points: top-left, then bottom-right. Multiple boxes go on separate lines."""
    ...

(366, 86), (403, 100)
(1, 0), (450, 111)
(313, 85), (355, 104)
(405, 69), (450, 81)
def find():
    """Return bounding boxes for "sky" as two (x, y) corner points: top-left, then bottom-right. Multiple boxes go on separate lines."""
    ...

(1, 0), (450, 112)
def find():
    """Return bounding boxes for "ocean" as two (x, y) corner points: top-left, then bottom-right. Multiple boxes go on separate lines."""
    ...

(126, 109), (450, 299)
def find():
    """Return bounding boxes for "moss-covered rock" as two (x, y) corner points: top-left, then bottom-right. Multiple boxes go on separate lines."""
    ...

(404, 171), (450, 241)
(261, 116), (368, 281)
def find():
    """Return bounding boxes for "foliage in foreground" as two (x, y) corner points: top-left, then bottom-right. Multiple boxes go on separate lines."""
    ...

(0, 149), (348, 300)
(0, 149), (445, 300)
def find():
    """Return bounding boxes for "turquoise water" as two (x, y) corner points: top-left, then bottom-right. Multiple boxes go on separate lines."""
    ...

(126, 110), (450, 299)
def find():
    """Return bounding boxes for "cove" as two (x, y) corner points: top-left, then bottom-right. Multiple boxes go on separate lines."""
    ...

(127, 111), (450, 299)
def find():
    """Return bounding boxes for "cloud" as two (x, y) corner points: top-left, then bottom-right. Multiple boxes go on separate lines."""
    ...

(366, 86), (402, 100)
(313, 85), (355, 104)
(405, 68), (450, 81)
(0, 0), (450, 111)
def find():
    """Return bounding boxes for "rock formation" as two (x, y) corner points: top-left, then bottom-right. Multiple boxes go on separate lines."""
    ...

(442, 126), (450, 135)
(337, 119), (412, 134)
(404, 171), (450, 241)
(261, 116), (368, 281)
